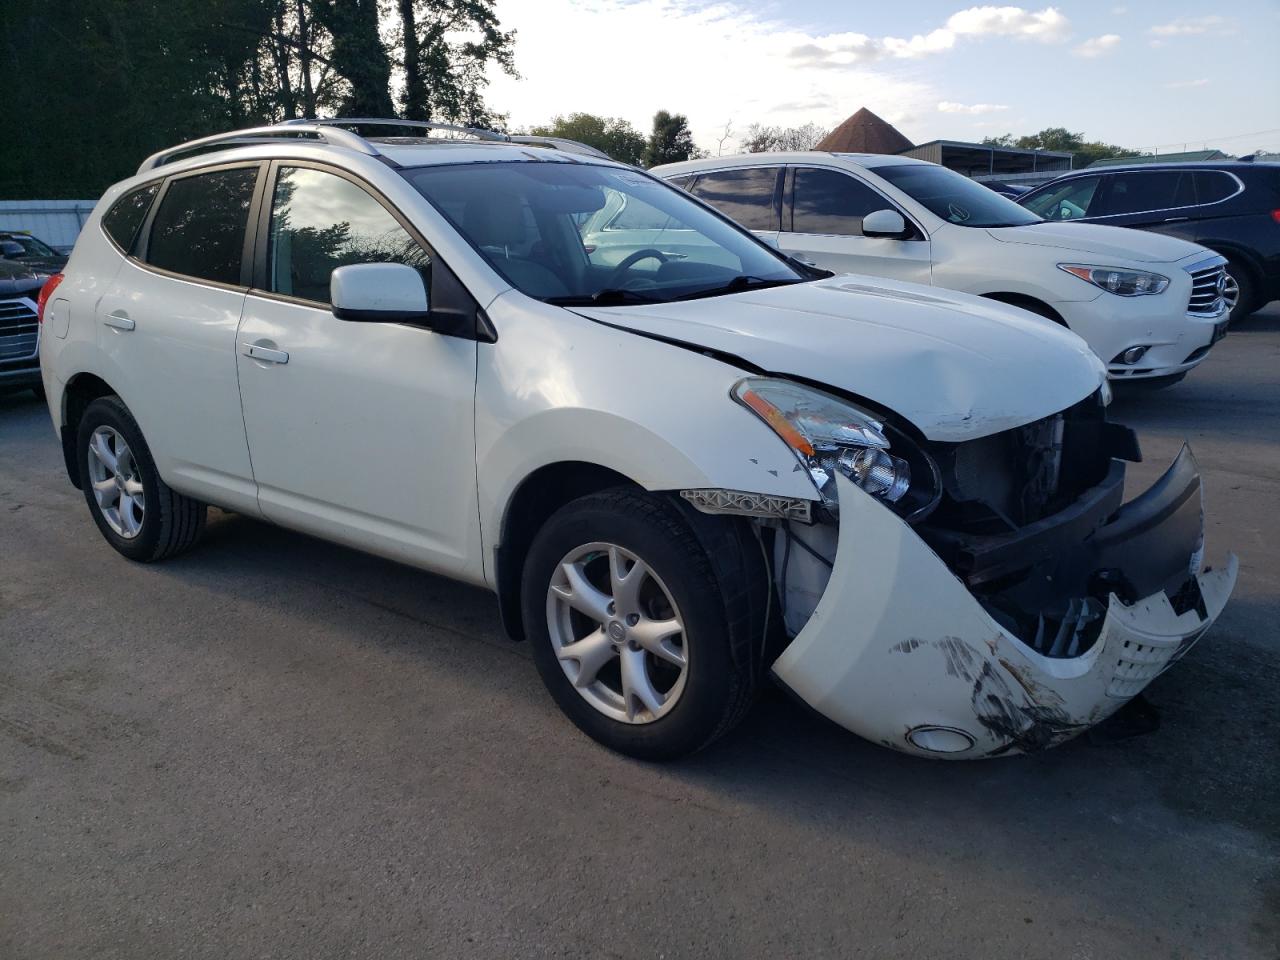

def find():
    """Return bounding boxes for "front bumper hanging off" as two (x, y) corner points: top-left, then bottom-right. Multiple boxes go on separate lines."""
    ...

(771, 451), (1237, 759)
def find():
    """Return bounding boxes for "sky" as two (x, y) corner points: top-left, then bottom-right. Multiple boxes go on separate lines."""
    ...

(483, 1), (1280, 155)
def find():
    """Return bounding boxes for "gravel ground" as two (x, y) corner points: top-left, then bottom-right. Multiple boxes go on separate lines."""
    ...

(2, 304), (1277, 959)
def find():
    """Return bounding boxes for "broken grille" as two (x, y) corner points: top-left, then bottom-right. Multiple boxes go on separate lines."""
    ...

(0, 297), (39, 363)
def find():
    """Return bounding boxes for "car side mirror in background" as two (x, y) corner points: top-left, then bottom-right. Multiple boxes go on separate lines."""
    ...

(862, 209), (910, 240)
(331, 263), (431, 326)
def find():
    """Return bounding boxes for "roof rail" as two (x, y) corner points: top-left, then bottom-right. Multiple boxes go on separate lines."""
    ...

(138, 123), (378, 174)
(285, 117), (508, 142)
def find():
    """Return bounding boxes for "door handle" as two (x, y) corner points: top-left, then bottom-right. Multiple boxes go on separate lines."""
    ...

(103, 314), (135, 331)
(242, 342), (289, 364)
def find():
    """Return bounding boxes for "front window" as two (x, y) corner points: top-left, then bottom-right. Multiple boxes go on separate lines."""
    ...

(404, 162), (803, 304)
(1022, 177), (1102, 221)
(870, 163), (1042, 228)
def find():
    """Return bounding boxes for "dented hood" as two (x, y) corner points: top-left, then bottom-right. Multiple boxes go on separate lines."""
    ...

(573, 275), (1105, 442)
(987, 221), (1206, 264)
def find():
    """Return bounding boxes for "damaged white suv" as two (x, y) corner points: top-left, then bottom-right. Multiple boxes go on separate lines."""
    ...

(38, 120), (1237, 760)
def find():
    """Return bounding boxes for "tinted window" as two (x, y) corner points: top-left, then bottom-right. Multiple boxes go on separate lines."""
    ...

(690, 168), (780, 231)
(870, 163), (1040, 227)
(146, 168), (257, 284)
(1022, 177), (1103, 221)
(268, 167), (429, 303)
(791, 168), (888, 235)
(668, 174), (696, 192)
(103, 183), (159, 253)
(1103, 171), (1196, 216)
(1193, 171), (1238, 205)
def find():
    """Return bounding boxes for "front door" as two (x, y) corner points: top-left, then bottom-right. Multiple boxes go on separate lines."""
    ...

(777, 166), (931, 284)
(235, 164), (482, 579)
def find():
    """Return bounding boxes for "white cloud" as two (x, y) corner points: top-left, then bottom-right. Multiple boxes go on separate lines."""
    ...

(1073, 34), (1121, 58)
(1165, 77), (1211, 89)
(1150, 16), (1235, 37)
(937, 101), (1010, 114)
(788, 5), (1070, 69)
(485, 0), (936, 151)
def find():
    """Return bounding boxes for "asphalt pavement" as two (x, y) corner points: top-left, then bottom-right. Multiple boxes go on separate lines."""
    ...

(2, 305), (1278, 959)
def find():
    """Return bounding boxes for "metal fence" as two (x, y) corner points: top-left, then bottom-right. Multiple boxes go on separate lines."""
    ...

(0, 200), (98, 252)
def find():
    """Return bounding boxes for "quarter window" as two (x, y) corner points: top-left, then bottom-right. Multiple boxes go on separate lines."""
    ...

(1023, 177), (1102, 221)
(689, 168), (781, 231)
(791, 168), (889, 236)
(268, 167), (429, 304)
(1193, 171), (1238, 205)
(103, 183), (159, 253)
(1103, 171), (1196, 216)
(146, 168), (257, 285)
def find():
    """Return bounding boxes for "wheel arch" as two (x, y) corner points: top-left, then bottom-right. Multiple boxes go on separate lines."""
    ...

(59, 372), (121, 489)
(980, 292), (1068, 326)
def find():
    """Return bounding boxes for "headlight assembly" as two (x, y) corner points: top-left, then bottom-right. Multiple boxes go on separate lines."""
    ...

(1059, 264), (1169, 297)
(732, 377), (939, 521)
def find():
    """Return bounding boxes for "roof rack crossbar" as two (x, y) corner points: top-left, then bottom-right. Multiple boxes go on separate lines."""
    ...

(285, 117), (509, 142)
(137, 123), (379, 174)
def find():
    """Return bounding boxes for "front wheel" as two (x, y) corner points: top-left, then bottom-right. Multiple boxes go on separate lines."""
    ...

(76, 396), (206, 562)
(1223, 261), (1257, 325)
(521, 489), (757, 760)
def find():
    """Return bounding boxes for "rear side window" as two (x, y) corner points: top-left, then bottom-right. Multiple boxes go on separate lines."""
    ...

(1193, 171), (1239, 205)
(102, 183), (159, 253)
(1022, 177), (1102, 221)
(690, 168), (780, 231)
(268, 166), (429, 304)
(1103, 171), (1196, 215)
(146, 167), (258, 285)
(791, 167), (888, 236)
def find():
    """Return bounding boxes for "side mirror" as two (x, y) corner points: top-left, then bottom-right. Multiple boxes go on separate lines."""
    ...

(862, 209), (910, 240)
(331, 263), (430, 325)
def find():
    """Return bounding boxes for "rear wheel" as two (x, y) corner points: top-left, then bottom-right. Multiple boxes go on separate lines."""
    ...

(77, 396), (206, 562)
(522, 488), (757, 760)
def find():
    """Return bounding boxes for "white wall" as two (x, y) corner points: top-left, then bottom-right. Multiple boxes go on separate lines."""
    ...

(0, 200), (98, 252)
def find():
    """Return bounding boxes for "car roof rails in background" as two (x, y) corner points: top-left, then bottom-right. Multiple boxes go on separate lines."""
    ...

(138, 118), (612, 174)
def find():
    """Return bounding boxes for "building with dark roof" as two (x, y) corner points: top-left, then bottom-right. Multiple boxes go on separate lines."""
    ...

(814, 108), (915, 154)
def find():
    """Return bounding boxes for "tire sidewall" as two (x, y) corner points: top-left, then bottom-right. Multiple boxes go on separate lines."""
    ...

(77, 397), (166, 561)
(1225, 261), (1256, 324)
(522, 493), (738, 760)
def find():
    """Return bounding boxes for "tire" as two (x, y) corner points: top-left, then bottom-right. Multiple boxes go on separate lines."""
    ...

(76, 396), (206, 562)
(521, 488), (758, 760)
(1224, 260), (1257, 325)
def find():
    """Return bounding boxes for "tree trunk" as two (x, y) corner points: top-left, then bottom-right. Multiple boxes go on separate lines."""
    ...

(399, 0), (425, 120)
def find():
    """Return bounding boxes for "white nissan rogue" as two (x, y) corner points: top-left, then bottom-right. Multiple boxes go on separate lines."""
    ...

(652, 153), (1231, 385)
(37, 120), (1236, 760)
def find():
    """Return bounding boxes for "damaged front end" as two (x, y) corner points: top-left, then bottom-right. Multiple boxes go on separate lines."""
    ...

(721, 379), (1236, 758)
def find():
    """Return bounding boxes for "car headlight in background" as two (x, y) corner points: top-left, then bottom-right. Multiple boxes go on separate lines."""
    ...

(1059, 264), (1170, 297)
(732, 377), (939, 521)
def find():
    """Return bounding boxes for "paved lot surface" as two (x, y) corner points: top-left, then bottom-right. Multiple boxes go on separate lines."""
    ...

(2, 306), (1278, 959)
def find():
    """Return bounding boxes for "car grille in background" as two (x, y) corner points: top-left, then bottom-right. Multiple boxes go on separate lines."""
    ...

(1187, 262), (1227, 316)
(0, 297), (40, 363)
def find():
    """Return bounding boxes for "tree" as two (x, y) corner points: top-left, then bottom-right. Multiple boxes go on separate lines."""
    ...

(643, 111), (697, 168)
(982, 128), (1141, 168)
(528, 114), (646, 165)
(398, 0), (516, 125)
(741, 122), (830, 153)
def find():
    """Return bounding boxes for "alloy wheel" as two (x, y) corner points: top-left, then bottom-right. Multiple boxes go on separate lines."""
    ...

(546, 542), (688, 724)
(87, 425), (145, 539)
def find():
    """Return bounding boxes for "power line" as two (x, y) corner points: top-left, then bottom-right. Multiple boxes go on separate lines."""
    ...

(1139, 127), (1280, 152)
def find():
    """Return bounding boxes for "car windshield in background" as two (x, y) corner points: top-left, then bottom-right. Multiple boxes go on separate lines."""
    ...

(403, 161), (803, 305)
(2, 235), (58, 258)
(871, 164), (1043, 228)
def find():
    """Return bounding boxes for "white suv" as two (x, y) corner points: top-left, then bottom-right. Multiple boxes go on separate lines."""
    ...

(38, 120), (1236, 760)
(653, 153), (1231, 385)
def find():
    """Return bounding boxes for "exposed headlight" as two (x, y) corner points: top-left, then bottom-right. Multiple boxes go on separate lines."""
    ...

(1059, 264), (1169, 297)
(732, 377), (939, 520)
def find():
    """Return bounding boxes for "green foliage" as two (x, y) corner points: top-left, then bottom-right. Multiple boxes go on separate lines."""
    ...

(642, 111), (698, 168)
(981, 128), (1141, 168)
(0, 0), (515, 198)
(741, 122), (830, 153)
(528, 114), (646, 165)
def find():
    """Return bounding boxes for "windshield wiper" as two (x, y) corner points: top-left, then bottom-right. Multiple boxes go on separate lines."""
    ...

(545, 288), (661, 306)
(672, 275), (804, 302)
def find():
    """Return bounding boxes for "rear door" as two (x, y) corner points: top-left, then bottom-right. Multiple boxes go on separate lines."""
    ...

(778, 166), (931, 283)
(1093, 170), (1199, 237)
(95, 163), (262, 513)
(234, 162), (482, 579)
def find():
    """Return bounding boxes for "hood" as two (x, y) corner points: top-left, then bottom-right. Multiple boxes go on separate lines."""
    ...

(573, 276), (1105, 442)
(987, 221), (1206, 263)
(0, 258), (46, 299)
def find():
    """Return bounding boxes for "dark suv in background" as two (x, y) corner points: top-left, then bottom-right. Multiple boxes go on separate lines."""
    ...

(1020, 161), (1279, 323)
(0, 232), (65, 397)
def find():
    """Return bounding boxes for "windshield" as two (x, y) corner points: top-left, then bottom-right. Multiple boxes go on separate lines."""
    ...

(2, 235), (58, 258)
(871, 164), (1042, 228)
(404, 161), (803, 304)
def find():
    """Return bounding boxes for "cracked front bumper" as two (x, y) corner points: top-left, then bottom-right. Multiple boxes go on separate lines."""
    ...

(771, 467), (1237, 759)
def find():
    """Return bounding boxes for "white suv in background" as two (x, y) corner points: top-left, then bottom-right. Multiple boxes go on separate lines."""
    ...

(37, 120), (1235, 761)
(653, 153), (1231, 386)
